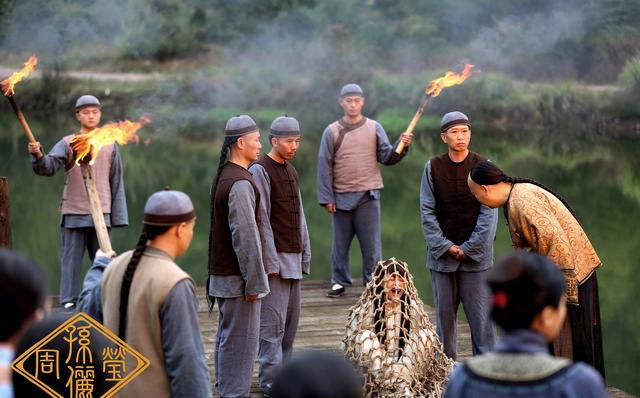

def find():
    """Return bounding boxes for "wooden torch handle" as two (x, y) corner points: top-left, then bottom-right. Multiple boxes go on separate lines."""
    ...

(395, 94), (430, 154)
(6, 95), (42, 159)
(80, 163), (113, 253)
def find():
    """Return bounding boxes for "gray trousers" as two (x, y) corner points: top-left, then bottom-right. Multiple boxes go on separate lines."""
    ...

(430, 269), (496, 360)
(258, 277), (301, 389)
(215, 296), (261, 398)
(60, 226), (111, 303)
(331, 198), (381, 285)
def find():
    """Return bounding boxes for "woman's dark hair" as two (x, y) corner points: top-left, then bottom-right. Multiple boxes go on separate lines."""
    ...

(118, 224), (171, 339)
(470, 160), (579, 220)
(0, 249), (46, 341)
(371, 259), (410, 355)
(270, 350), (363, 398)
(206, 136), (240, 310)
(486, 252), (565, 331)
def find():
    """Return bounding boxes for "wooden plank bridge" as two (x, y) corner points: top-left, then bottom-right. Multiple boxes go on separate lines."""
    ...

(196, 279), (634, 398)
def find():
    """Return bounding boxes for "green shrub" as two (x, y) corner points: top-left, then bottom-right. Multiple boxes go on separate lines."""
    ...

(619, 56), (640, 100)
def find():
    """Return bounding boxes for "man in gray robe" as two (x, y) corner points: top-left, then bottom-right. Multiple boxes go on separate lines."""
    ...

(27, 95), (128, 309)
(208, 115), (270, 398)
(420, 111), (498, 360)
(317, 83), (412, 297)
(248, 116), (311, 396)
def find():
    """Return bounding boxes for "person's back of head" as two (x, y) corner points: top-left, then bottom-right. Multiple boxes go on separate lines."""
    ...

(0, 249), (47, 345)
(486, 251), (566, 339)
(117, 189), (196, 339)
(12, 313), (109, 397)
(446, 252), (608, 398)
(12, 313), (72, 397)
(270, 350), (363, 398)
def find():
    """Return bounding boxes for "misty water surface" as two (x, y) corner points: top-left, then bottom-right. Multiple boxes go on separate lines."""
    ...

(1, 114), (638, 394)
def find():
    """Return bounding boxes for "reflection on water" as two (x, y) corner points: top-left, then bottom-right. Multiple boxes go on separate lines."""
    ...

(1, 114), (638, 394)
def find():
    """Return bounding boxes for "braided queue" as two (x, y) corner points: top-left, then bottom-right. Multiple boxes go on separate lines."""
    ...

(118, 225), (170, 340)
(504, 176), (579, 222)
(206, 137), (236, 310)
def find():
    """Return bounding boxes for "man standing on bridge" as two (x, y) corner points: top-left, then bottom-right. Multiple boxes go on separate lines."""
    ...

(28, 95), (128, 310)
(317, 83), (412, 297)
(208, 115), (270, 397)
(420, 111), (498, 360)
(249, 115), (311, 396)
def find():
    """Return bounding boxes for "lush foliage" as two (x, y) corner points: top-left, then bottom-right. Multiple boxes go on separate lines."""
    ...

(1, 0), (640, 83)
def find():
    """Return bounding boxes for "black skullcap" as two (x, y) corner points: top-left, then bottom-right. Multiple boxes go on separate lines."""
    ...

(224, 115), (258, 137)
(440, 111), (470, 134)
(270, 116), (301, 137)
(143, 190), (195, 226)
(340, 83), (364, 98)
(75, 95), (102, 110)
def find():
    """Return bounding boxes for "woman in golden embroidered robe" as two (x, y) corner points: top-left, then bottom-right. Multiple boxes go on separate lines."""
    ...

(467, 160), (604, 378)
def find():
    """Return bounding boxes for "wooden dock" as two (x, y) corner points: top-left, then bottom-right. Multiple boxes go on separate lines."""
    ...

(197, 279), (634, 397)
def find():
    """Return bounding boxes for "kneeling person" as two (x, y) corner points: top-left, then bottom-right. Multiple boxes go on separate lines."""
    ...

(344, 258), (453, 397)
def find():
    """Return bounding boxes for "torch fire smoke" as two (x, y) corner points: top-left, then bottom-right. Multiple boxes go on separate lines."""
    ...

(1, 56), (41, 159)
(1, 55), (38, 97)
(395, 64), (474, 154)
(70, 116), (151, 165)
(70, 116), (151, 253)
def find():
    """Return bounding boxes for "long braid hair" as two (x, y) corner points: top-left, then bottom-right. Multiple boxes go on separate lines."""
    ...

(118, 224), (171, 340)
(470, 160), (579, 222)
(207, 136), (239, 310)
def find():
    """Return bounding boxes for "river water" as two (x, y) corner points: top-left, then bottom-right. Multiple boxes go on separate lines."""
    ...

(1, 113), (638, 394)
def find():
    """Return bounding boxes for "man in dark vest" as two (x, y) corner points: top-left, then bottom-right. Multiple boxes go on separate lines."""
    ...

(27, 95), (128, 309)
(317, 83), (412, 297)
(419, 111), (498, 360)
(208, 115), (270, 398)
(248, 116), (311, 396)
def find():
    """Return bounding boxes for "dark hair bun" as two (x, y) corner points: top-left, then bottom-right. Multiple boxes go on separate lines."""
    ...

(486, 252), (565, 331)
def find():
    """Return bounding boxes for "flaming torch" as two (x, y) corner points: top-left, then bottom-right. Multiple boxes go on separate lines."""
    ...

(70, 117), (150, 253)
(1, 56), (42, 159)
(395, 64), (474, 154)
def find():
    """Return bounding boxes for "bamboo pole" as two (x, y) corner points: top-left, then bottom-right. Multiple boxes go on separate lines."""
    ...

(6, 94), (42, 159)
(0, 177), (11, 248)
(80, 162), (113, 253)
(395, 94), (431, 154)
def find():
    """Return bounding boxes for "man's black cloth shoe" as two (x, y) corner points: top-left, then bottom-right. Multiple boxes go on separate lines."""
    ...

(326, 283), (345, 298)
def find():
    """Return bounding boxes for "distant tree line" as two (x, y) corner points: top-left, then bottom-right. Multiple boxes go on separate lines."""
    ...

(1, 0), (639, 83)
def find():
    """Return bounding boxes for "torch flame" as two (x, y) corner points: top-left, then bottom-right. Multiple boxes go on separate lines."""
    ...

(70, 116), (150, 165)
(1, 56), (38, 97)
(425, 64), (474, 97)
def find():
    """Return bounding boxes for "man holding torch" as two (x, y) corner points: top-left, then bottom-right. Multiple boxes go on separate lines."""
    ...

(28, 95), (128, 310)
(317, 84), (412, 297)
(420, 111), (497, 360)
